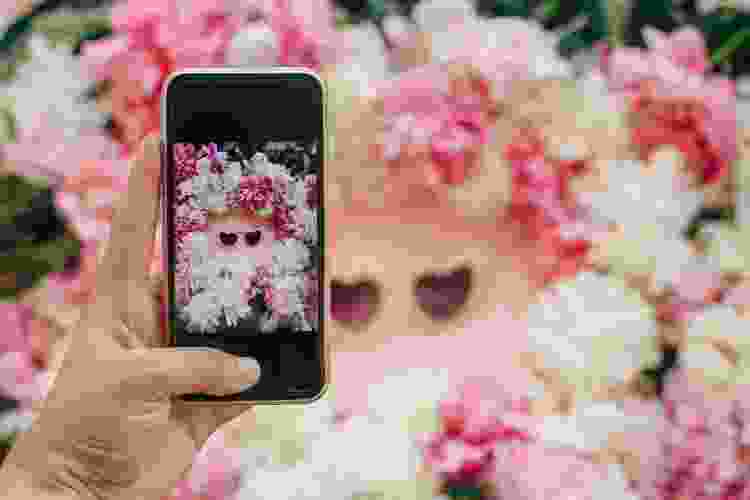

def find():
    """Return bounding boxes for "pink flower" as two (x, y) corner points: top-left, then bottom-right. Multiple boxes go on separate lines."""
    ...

(271, 204), (298, 240)
(424, 377), (533, 485)
(236, 176), (275, 211)
(376, 64), (494, 189)
(266, 0), (341, 70)
(81, 0), (252, 150)
(673, 268), (724, 305)
(0, 303), (38, 401)
(605, 27), (738, 184)
(725, 282), (750, 308)
(634, 369), (750, 500)
(174, 143), (199, 182)
(169, 431), (243, 500)
(2, 122), (127, 184)
(187, 432), (244, 499)
(643, 26), (710, 75)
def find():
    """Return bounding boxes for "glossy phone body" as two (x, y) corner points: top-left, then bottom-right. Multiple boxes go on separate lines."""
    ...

(160, 68), (327, 405)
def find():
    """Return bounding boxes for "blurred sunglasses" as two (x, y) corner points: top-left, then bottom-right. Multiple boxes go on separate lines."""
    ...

(217, 230), (263, 248)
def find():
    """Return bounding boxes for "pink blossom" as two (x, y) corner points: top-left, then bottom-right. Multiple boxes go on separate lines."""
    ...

(169, 431), (243, 500)
(187, 432), (244, 499)
(0, 304), (38, 401)
(81, 0), (252, 150)
(235, 176), (275, 212)
(424, 377), (534, 485)
(643, 26), (710, 75)
(375, 64), (493, 188)
(635, 369), (750, 500)
(174, 204), (208, 243)
(271, 204), (299, 240)
(174, 143), (199, 183)
(725, 282), (750, 308)
(265, 0), (342, 70)
(2, 122), (127, 185)
(605, 27), (738, 183)
(673, 268), (724, 305)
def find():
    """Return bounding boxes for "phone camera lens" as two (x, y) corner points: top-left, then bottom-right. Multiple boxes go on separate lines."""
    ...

(219, 232), (238, 246)
(245, 230), (262, 247)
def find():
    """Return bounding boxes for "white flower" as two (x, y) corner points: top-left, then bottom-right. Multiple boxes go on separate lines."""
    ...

(288, 178), (308, 208)
(226, 21), (279, 66)
(270, 239), (311, 275)
(294, 206), (318, 244)
(335, 24), (390, 98)
(363, 367), (452, 425)
(579, 156), (702, 237)
(251, 153), (292, 182)
(4, 35), (104, 139)
(526, 272), (658, 399)
(592, 463), (641, 500)
(224, 162), (244, 192)
(0, 407), (34, 436)
(413, 0), (475, 34)
(186, 232), (210, 268)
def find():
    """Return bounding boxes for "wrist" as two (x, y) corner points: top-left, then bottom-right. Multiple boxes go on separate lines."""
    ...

(0, 429), (90, 500)
(0, 460), (79, 499)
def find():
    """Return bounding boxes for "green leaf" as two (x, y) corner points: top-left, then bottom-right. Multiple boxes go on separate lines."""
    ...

(32, 14), (112, 49)
(0, 15), (33, 54)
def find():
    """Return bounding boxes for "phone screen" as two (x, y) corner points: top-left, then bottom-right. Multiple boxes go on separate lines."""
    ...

(163, 71), (325, 403)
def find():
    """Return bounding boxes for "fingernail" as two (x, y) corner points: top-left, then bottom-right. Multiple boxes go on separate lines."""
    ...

(236, 357), (261, 392)
(174, 347), (225, 353)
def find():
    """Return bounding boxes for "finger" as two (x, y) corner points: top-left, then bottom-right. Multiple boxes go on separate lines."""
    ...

(100, 134), (161, 287)
(127, 348), (261, 398)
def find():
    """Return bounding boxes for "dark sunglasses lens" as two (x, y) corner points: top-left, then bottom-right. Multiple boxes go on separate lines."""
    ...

(219, 232), (238, 246)
(245, 230), (262, 246)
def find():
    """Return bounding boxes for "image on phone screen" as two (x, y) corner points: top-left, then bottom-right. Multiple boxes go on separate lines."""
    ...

(173, 141), (319, 337)
(163, 72), (325, 403)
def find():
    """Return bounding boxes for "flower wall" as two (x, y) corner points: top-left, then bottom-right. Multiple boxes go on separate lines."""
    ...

(1, 0), (750, 499)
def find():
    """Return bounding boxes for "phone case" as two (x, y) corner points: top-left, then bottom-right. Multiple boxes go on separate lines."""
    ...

(161, 68), (330, 405)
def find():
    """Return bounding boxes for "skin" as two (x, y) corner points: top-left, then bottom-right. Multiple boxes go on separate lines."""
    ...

(0, 135), (261, 500)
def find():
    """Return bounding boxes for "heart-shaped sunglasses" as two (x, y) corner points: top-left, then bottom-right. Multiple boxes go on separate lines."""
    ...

(217, 230), (263, 248)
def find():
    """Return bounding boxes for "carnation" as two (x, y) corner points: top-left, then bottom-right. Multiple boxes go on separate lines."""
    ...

(635, 369), (750, 500)
(5, 35), (104, 142)
(525, 272), (659, 402)
(603, 26), (738, 185)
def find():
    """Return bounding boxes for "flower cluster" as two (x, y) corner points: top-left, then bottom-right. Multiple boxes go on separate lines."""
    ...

(226, 0), (343, 71)
(525, 271), (660, 403)
(374, 64), (496, 190)
(603, 26), (738, 185)
(636, 370), (750, 500)
(80, 0), (254, 151)
(422, 378), (534, 489)
(504, 126), (602, 284)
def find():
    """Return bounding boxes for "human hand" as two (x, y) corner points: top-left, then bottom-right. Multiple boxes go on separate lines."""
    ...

(1, 135), (261, 500)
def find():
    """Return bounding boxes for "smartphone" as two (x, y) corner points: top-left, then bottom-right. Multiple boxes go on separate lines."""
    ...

(160, 68), (327, 404)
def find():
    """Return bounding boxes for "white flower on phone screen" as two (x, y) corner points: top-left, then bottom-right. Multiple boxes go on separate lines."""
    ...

(271, 239), (311, 275)
(224, 162), (243, 191)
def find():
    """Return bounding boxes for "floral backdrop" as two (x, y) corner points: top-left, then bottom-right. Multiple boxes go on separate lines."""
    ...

(1, 0), (750, 499)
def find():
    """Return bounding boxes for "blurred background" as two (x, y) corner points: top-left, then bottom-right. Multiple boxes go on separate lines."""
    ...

(0, 0), (749, 498)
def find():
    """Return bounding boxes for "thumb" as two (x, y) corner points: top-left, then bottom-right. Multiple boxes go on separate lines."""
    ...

(131, 348), (261, 397)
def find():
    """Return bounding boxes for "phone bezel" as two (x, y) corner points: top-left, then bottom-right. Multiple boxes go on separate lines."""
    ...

(159, 68), (329, 406)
